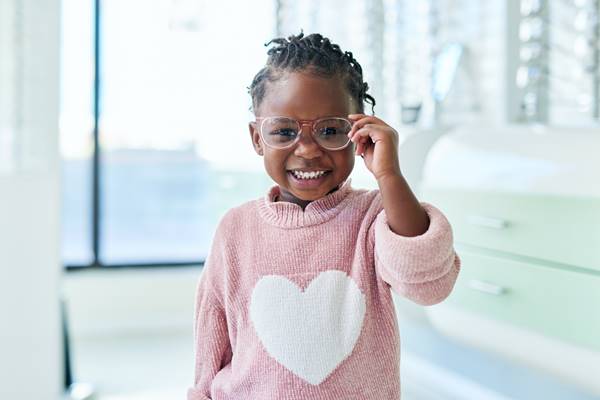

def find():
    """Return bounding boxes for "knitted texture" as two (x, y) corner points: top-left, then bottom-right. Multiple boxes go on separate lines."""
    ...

(187, 179), (461, 399)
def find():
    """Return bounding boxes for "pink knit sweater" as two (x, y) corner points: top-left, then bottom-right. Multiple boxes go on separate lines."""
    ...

(187, 179), (460, 399)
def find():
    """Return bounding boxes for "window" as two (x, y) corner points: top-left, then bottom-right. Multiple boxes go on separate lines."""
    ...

(60, 0), (275, 267)
(516, 0), (600, 125)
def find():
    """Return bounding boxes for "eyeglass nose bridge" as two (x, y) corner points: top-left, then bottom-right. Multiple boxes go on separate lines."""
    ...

(298, 120), (317, 132)
(295, 120), (320, 144)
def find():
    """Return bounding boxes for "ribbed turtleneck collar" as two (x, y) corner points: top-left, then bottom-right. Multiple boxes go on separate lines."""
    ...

(257, 178), (354, 228)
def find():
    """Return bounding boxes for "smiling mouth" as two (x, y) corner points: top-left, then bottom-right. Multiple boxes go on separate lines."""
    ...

(288, 170), (331, 180)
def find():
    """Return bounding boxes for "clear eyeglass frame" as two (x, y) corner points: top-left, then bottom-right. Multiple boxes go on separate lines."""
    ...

(255, 116), (353, 151)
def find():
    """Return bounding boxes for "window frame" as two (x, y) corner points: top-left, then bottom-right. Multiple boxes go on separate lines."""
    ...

(64, 0), (205, 271)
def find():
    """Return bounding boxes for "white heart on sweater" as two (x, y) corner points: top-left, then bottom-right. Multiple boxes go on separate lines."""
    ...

(249, 270), (366, 385)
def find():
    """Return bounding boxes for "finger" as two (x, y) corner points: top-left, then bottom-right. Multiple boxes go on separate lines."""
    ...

(355, 134), (373, 156)
(354, 133), (367, 155)
(349, 125), (371, 140)
(349, 125), (379, 144)
(348, 115), (386, 128)
(347, 113), (368, 120)
(356, 141), (365, 156)
(347, 116), (387, 137)
(350, 133), (368, 154)
(348, 113), (383, 123)
(347, 115), (370, 136)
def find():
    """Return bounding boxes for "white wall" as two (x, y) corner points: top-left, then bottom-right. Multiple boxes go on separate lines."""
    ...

(0, 0), (63, 398)
(63, 268), (199, 338)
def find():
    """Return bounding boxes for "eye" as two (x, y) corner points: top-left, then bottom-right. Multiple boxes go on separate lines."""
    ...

(271, 128), (297, 137)
(319, 127), (340, 136)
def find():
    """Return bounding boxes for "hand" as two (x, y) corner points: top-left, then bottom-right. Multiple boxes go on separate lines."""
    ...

(347, 114), (401, 181)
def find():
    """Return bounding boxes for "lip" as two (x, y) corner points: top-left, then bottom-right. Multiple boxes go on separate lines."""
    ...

(287, 170), (331, 189)
(287, 168), (331, 172)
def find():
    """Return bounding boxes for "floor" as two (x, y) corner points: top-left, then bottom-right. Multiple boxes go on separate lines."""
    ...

(68, 321), (598, 400)
(70, 330), (194, 400)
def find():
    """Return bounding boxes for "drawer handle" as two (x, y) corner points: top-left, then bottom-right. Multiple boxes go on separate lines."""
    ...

(468, 279), (507, 296)
(467, 215), (510, 229)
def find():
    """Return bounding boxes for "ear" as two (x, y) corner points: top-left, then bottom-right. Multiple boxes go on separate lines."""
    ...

(248, 122), (264, 156)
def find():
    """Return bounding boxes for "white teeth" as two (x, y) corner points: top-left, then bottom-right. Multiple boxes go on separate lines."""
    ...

(291, 170), (327, 180)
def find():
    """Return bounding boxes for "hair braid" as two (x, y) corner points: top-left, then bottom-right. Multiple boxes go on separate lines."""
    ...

(248, 32), (376, 114)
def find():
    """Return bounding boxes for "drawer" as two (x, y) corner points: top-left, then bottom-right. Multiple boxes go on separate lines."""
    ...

(422, 188), (600, 272)
(445, 249), (600, 351)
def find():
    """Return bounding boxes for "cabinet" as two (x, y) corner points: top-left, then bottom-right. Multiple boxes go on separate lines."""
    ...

(420, 125), (600, 394)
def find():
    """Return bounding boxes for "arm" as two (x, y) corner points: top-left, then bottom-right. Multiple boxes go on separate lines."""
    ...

(347, 113), (429, 237)
(377, 173), (429, 237)
(348, 114), (460, 304)
(187, 267), (233, 399)
(371, 202), (461, 305)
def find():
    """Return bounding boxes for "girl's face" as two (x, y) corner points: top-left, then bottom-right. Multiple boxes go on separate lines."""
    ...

(249, 72), (357, 207)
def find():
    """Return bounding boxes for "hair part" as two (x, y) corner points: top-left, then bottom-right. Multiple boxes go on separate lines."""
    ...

(248, 32), (376, 115)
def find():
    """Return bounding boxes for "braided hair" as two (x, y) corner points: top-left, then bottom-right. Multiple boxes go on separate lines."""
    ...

(248, 32), (376, 115)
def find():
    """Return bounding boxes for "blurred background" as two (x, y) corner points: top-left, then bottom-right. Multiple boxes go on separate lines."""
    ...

(1, 0), (599, 399)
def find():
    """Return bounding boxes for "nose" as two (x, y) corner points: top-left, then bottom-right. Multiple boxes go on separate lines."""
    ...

(293, 123), (323, 158)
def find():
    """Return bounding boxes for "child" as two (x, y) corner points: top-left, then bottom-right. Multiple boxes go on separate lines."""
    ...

(187, 32), (460, 400)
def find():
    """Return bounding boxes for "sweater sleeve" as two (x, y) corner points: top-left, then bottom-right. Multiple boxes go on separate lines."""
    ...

(372, 202), (461, 306)
(187, 267), (233, 400)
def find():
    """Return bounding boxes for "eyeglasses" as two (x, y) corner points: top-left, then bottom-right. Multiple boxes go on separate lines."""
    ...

(255, 116), (353, 151)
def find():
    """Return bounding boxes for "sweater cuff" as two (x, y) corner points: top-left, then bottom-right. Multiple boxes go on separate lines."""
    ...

(374, 202), (456, 284)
